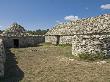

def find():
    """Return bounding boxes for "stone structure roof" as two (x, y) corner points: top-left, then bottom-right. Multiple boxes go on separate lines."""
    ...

(46, 14), (110, 35)
(2, 23), (30, 37)
(5, 23), (25, 33)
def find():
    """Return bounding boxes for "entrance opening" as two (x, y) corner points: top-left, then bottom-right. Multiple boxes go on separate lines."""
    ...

(13, 39), (19, 48)
(56, 35), (60, 45)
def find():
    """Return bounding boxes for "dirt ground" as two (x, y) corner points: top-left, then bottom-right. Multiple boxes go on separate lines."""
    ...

(2, 43), (110, 82)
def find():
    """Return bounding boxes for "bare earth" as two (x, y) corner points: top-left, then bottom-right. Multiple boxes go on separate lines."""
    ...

(2, 43), (110, 82)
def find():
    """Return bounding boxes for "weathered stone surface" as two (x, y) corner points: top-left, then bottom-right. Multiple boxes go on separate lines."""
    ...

(0, 39), (6, 77)
(72, 35), (110, 56)
(45, 35), (73, 45)
(59, 36), (73, 44)
(2, 22), (30, 37)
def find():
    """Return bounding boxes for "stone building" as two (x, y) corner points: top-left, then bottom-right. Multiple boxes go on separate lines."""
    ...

(45, 23), (73, 45)
(45, 14), (110, 56)
(45, 14), (110, 46)
(71, 14), (110, 56)
(72, 34), (110, 57)
(0, 23), (45, 77)
(1, 23), (45, 48)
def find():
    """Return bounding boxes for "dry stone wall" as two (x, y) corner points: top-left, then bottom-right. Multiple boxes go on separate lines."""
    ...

(72, 34), (110, 56)
(45, 35), (73, 44)
(59, 36), (73, 44)
(0, 39), (5, 76)
(45, 36), (55, 43)
(3, 35), (45, 48)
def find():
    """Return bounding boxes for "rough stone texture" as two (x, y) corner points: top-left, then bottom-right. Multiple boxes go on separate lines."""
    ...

(72, 34), (110, 56)
(45, 36), (56, 44)
(3, 35), (45, 48)
(0, 39), (6, 77)
(2, 22), (30, 37)
(45, 35), (73, 44)
(5, 22), (25, 32)
(59, 36), (73, 44)
(45, 14), (110, 45)
(72, 35), (110, 56)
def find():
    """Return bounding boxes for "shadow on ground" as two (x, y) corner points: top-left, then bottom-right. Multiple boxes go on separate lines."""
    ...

(0, 48), (24, 82)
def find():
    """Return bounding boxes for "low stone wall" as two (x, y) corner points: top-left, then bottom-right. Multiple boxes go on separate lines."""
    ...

(45, 35), (73, 45)
(32, 35), (45, 44)
(59, 36), (73, 44)
(25, 35), (45, 47)
(0, 39), (6, 76)
(45, 36), (57, 44)
(72, 34), (110, 56)
(45, 36), (54, 43)
(3, 35), (45, 48)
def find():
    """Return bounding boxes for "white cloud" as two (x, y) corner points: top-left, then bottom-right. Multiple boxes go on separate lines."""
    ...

(56, 20), (60, 23)
(101, 4), (110, 9)
(64, 15), (79, 21)
(56, 20), (63, 24)
(85, 7), (89, 10)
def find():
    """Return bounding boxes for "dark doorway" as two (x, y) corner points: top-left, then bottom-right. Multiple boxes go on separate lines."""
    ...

(56, 35), (60, 45)
(13, 39), (19, 48)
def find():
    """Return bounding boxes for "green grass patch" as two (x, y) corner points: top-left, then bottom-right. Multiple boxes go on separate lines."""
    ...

(78, 52), (107, 61)
(58, 44), (72, 47)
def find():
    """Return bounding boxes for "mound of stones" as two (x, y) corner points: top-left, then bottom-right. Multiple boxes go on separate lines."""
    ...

(2, 23), (31, 37)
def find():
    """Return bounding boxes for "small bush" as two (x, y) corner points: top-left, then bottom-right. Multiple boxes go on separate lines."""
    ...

(78, 52), (106, 61)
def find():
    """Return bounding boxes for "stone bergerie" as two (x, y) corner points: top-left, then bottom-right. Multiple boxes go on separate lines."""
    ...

(45, 14), (110, 45)
(1, 14), (110, 77)
(0, 23), (45, 76)
(45, 14), (110, 57)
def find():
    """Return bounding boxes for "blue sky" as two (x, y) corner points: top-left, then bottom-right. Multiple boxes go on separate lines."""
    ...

(0, 0), (110, 30)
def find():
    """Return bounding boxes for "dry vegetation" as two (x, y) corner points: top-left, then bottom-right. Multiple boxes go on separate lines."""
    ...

(1, 43), (110, 82)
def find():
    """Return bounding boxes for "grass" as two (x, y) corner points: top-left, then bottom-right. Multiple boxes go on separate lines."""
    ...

(58, 44), (72, 47)
(1, 43), (110, 82)
(77, 52), (107, 61)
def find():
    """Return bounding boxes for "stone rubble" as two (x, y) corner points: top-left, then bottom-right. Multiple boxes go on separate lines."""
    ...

(97, 61), (107, 65)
